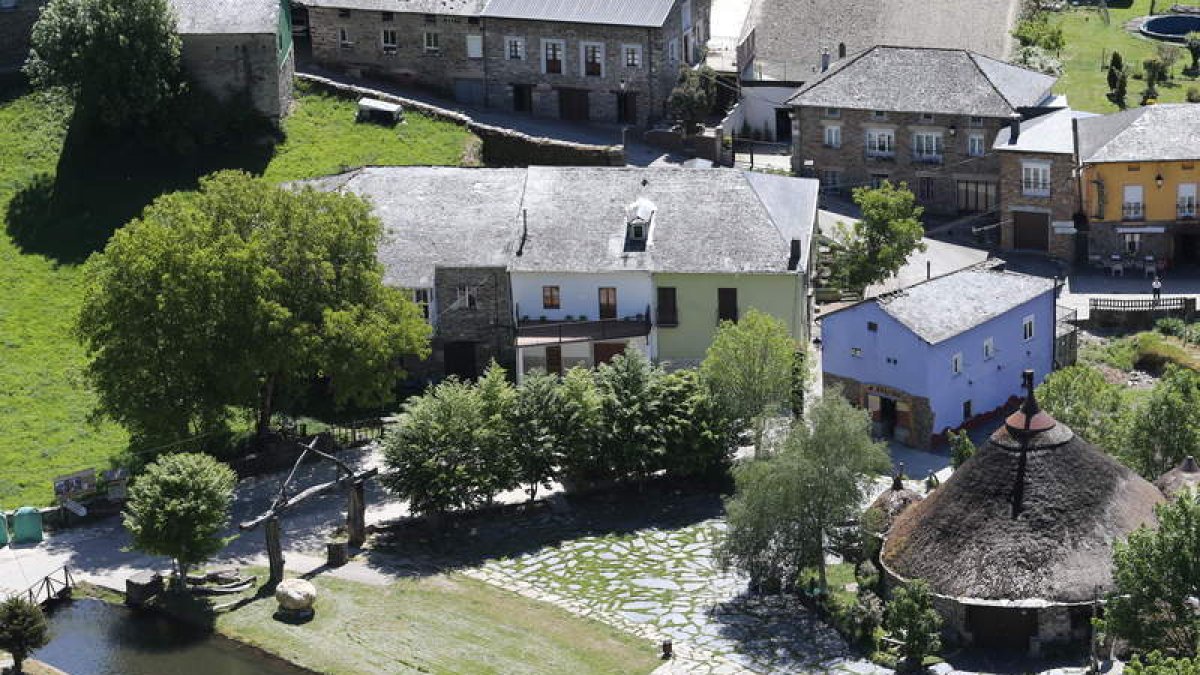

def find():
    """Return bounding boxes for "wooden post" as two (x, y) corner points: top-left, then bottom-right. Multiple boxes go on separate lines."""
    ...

(266, 516), (285, 586)
(347, 480), (366, 548)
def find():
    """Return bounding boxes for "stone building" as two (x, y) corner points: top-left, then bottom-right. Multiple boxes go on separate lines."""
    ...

(994, 107), (1096, 263)
(882, 372), (1164, 655)
(0, 0), (46, 74)
(300, 0), (710, 126)
(789, 46), (1059, 216)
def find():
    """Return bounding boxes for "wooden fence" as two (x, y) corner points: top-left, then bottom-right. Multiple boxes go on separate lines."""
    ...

(22, 566), (74, 606)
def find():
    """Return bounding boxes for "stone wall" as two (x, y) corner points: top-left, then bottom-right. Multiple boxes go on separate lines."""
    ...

(794, 106), (1004, 216)
(823, 373), (935, 449)
(402, 266), (516, 382)
(998, 150), (1078, 262)
(1088, 221), (1173, 262)
(180, 32), (290, 119)
(0, 0), (45, 73)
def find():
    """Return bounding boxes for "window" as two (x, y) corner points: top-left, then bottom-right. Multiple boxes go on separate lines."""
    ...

(581, 42), (603, 77)
(1128, 164), (1141, 172)
(1179, 183), (1198, 218)
(968, 134), (986, 157)
(968, 116), (984, 127)
(819, 169), (841, 190)
(865, 129), (894, 157)
(867, 321), (878, 332)
(381, 29), (398, 51)
(623, 44), (642, 68)
(918, 177), (935, 201)
(424, 32), (440, 54)
(381, 11), (393, 21)
(542, 285), (560, 310)
(598, 287), (617, 320)
(339, 27), (353, 48)
(1123, 184), (1145, 220)
(466, 34), (483, 59)
(869, 173), (889, 189)
(983, 336), (995, 360)
(951, 352), (963, 375)
(717, 288), (738, 323)
(824, 107), (840, 118)
(423, 13), (436, 23)
(823, 125), (841, 148)
(1022, 162), (1051, 197)
(963, 400), (973, 420)
(668, 38), (680, 63)
(1022, 315), (1035, 341)
(456, 285), (478, 310)
(871, 110), (888, 119)
(412, 289), (431, 320)
(851, 347), (863, 358)
(1124, 232), (1141, 254)
(338, 8), (351, 18)
(657, 287), (678, 326)
(542, 39), (564, 74)
(506, 37), (525, 60)
(920, 112), (935, 123)
(912, 132), (943, 162)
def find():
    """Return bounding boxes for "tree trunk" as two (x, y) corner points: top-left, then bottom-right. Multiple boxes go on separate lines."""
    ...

(256, 374), (278, 438)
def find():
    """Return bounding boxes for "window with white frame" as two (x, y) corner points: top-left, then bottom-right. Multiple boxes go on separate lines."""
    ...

(865, 129), (894, 157)
(1022, 315), (1035, 341)
(912, 132), (943, 161)
(466, 34), (483, 59)
(411, 288), (431, 320)
(1179, 183), (1197, 218)
(381, 29), (398, 51)
(581, 42), (604, 77)
(339, 27), (353, 48)
(951, 352), (963, 374)
(542, 39), (564, 74)
(968, 134), (986, 157)
(623, 44), (642, 68)
(423, 31), (440, 53)
(456, 285), (478, 310)
(983, 336), (995, 360)
(851, 347), (863, 358)
(823, 125), (841, 148)
(506, 36), (525, 60)
(1022, 162), (1051, 197)
(1123, 184), (1145, 220)
(1124, 232), (1141, 254)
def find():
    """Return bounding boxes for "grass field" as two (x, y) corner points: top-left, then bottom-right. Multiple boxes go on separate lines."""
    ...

(0, 82), (477, 509)
(1052, 0), (1199, 112)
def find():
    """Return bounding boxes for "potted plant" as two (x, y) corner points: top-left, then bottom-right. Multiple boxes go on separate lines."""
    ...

(539, 315), (547, 322)
(564, 315), (574, 321)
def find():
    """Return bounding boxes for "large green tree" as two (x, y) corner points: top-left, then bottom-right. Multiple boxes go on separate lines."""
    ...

(719, 391), (889, 591)
(0, 598), (49, 675)
(657, 369), (739, 480)
(77, 171), (431, 446)
(833, 182), (926, 292)
(594, 351), (664, 483)
(25, 0), (183, 129)
(475, 362), (517, 503)
(885, 580), (943, 672)
(1121, 366), (1200, 478)
(1036, 365), (1125, 451)
(1105, 495), (1200, 656)
(701, 309), (796, 458)
(123, 452), (237, 589)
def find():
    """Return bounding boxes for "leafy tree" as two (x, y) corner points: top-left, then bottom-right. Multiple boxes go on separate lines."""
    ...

(1036, 365), (1125, 451)
(0, 598), (49, 675)
(948, 430), (975, 470)
(1186, 33), (1200, 75)
(25, 0), (184, 129)
(123, 452), (237, 589)
(1127, 652), (1200, 675)
(1105, 495), (1200, 656)
(1121, 366), (1200, 478)
(555, 367), (604, 487)
(594, 351), (664, 482)
(885, 580), (943, 671)
(382, 378), (490, 517)
(719, 391), (889, 591)
(668, 65), (717, 130)
(833, 182), (927, 292)
(1012, 14), (1065, 55)
(475, 362), (517, 503)
(701, 309), (796, 458)
(77, 171), (431, 447)
(510, 370), (560, 501)
(1108, 52), (1126, 91)
(657, 369), (738, 480)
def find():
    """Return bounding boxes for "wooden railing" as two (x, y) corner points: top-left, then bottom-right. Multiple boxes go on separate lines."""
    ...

(329, 418), (388, 447)
(22, 566), (74, 606)
(1089, 297), (1187, 312)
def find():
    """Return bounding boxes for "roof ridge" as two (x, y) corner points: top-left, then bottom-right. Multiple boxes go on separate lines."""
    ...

(788, 45), (879, 101)
(966, 51), (1020, 112)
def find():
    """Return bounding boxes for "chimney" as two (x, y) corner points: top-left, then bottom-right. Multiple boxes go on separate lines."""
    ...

(1008, 113), (1022, 144)
(787, 239), (802, 270)
(820, 48), (831, 72)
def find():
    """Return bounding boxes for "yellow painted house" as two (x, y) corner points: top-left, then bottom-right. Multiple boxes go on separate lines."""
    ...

(1075, 105), (1200, 269)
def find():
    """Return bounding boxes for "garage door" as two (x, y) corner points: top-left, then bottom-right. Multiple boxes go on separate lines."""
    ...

(453, 78), (485, 106)
(1013, 210), (1050, 251)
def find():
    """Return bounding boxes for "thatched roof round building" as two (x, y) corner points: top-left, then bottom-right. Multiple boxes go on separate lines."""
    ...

(868, 470), (923, 532)
(882, 372), (1164, 605)
(1157, 456), (1200, 498)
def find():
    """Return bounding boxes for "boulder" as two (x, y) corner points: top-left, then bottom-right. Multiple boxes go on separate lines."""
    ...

(274, 578), (317, 612)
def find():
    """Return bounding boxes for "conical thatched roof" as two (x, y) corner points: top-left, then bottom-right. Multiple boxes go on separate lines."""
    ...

(1157, 456), (1200, 498)
(883, 371), (1164, 604)
(869, 471), (923, 532)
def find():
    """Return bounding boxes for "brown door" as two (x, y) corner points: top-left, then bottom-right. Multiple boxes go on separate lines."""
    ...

(559, 88), (590, 121)
(598, 287), (617, 319)
(593, 342), (625, 365)
(545, 345), (563, 375)
(1012, 211), (1050, 251)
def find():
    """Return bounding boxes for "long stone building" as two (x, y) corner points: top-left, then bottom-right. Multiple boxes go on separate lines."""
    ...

(301, 0), (710, 126)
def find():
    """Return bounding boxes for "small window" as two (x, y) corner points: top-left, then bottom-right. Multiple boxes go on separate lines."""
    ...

(657, 287), (678, 326)
(339, 28), (352, 48)
(381, 29), (398, 51)
(582, 42), (603, 77)
(823, 125), (841, 148)
(338, 8), (351, 18)
(424, 13), (437, 24)
(381, 11), (393, 21)
(920, 112), (935, 123)
(412, 289), (431, 320)
(543, 40), (564, 75)
(1128, 164), (1141, 172)
(867, 321), (878, 332)
(542, 285), (561, 310)
(824, 107), (840, 118)
(851, 347), (863, 358)
(1022, 315), (1035, 341)
(968, 134), (986, 157)
(507, 37), (525, 60)
(424, 32), (440, 54)
(951, 352), (963, 374)
(871, 110), (888, 119)
(468, 16), (480, 25)
(717, 288), (738, 323)
(983, 336), (995, 360)
(624, 44), (642, 68)
(968, 116), (984, 127)
(963, 400), (973, 421)
(456, 285), (478, 310)
(630, 222), (646, 240)
(466, 34), (483, 59)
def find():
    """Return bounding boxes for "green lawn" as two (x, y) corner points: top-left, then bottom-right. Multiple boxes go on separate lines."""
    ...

(0, 81), (477, 509)
(1053, 0), (1199, 112)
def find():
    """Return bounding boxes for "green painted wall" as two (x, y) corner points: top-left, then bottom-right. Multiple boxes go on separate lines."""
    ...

(654, 272), (806, 364)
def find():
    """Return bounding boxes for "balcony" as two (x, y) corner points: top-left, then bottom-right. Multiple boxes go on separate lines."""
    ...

(1022, 181), (1051, 198)
(1180, 201), (1198, 220)
(516, 312), (652, 347)
(1122, 202), (1144, 221)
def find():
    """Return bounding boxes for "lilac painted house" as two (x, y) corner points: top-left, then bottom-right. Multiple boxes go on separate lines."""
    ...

(820, 265), (1056, 449)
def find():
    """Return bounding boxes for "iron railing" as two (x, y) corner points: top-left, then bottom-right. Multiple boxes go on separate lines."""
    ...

(1089, 297), (1186, 312)
(517, 305), (653, 345)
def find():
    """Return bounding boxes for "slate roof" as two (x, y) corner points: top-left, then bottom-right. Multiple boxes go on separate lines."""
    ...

(170, 0), (280, 34)
(297, 166), (818, 285)
(1075, 104), (1200, 164)
(298, 0), (483, 16)
(479, 0), (677, 27)
(867, 266), (1054, 344)
(993, 107), (1097, 155)
(788, 46), (1056, 117)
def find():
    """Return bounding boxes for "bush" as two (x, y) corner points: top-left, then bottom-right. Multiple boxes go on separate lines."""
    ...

(948, 430), (975, 469)
(856, 559), (880, 592)
(1157, 318), (1189, 339)
(1188, 87), (1200, 104)
(885, 580), (943, 672)
(848, 591), (886, 650)
(0, 597), (50, 674)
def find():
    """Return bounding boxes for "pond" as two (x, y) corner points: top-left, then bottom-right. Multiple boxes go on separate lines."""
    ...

(36, 599), (308, 675)
(1141, 14), (1200, 42)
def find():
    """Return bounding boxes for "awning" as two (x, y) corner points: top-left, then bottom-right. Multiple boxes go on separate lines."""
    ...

(1116, 226), (1166, 234)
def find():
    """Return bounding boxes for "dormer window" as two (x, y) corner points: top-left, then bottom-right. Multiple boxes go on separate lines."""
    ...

(624, 196), (655, 252)
(630, 222), (646, 240)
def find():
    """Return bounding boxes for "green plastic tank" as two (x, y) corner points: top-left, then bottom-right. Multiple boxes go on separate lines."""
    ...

(0, 513), (8, 545)
(12, 507), (43, 544)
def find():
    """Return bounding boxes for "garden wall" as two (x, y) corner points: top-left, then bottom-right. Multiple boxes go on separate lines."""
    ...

(295, 74), (625, 167)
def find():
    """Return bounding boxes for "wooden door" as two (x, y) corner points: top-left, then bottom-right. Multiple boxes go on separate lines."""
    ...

(559, 88), (590, 121)
(598, 287), (617, 319)
(1013, 211), (1049, 251)
(593, 342), (626, 365)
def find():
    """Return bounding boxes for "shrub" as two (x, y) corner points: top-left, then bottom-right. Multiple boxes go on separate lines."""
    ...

(948, 430), (975, 469)
(1188, 87), (1200, 104)
(0, 597), (50, 675)
(1157, 318), (1189, 339)
(885, 580), (943, 672)
(856, 559), (880, 592)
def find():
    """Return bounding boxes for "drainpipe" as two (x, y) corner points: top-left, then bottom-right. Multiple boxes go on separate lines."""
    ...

(1051, 276), (1060, 370)
(647, 27), (656, 125)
